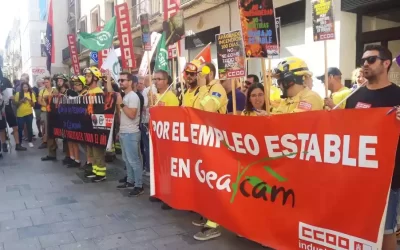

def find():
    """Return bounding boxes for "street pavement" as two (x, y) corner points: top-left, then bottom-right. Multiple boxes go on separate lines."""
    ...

(0, 130), (269, 250)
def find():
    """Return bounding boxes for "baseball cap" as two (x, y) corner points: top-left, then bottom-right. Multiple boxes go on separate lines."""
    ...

(317, 67), (342, 81)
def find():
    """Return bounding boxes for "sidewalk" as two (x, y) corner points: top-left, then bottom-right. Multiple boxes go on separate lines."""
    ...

(0, 135), (269, 250)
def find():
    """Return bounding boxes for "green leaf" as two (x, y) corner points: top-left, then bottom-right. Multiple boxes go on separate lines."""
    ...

(263, 166), (287, 182)
(221, 140), (233, 151)
(246, 176), (271, 193)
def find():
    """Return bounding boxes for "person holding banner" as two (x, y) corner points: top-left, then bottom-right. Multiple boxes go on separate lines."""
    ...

(317, 67), (351, 109)
(53, 74), (77, 166)
(272, 57), (324, 114)
(192, 63), (228, 114)
(182, 61), (200, 107)
(241, 83), (266, 116)
(192, 62), (227, 241)
(345, 45), (400, 250)
(66, 75), (87, 169)
(151, 70), (179, 106)
(84, 67), (108, 182)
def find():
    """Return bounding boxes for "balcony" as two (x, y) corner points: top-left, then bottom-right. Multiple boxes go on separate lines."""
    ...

(129, 0), (162, 28)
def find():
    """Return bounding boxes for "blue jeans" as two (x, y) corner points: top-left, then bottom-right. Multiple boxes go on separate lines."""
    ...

(119, 132), (142, 188)
(140, 123), (150, 172)
(385, 188), (400, 234)
(17, 114), (33, 143)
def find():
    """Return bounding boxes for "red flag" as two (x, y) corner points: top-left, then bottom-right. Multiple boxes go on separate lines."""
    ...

(193, 43), (211, 63)
(115, 3), (136, 69)
(67, 34), (80, 75)
(164, 0), (180, 58)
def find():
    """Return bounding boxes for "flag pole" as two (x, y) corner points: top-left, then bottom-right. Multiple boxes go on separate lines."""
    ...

(147, 51), (153, 106)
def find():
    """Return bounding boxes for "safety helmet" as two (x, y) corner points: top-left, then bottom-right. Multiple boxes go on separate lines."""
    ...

(273, 57), (312, 98)
(70, 75), (86, 86)
(84, 66), (102, 79)
(184, 59), (202, 74)
(53, 73), (68, 81)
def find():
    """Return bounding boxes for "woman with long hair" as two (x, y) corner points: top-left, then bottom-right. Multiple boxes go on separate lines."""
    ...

(14, 82), (36, 148)
(241, 83), (266, 116)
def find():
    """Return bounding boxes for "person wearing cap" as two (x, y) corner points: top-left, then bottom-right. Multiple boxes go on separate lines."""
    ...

(182, 60), (201, 107)
(317, 67), (351, 109)
(192, 62), (227, 241)
(270, 57), (323, 115)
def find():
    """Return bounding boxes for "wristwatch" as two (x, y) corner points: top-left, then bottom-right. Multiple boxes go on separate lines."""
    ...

(119, 103), (125, 108)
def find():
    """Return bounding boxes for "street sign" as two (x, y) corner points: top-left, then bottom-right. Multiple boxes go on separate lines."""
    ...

(90, 51), (99, 63)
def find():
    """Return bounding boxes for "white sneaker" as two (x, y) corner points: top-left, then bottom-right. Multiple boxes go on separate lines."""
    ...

(28, 143), (34, 148)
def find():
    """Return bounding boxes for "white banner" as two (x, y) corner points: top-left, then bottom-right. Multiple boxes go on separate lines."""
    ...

(138, 32), (162, 76)
(101, 48), (121, 85)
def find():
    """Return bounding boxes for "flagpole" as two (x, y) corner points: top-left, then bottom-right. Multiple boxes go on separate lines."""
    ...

(175, 42), (184, 103)
(147, 51), (153, 106)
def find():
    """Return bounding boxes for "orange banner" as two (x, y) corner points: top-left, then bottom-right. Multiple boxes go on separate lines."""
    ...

(150, 107), (400, 249)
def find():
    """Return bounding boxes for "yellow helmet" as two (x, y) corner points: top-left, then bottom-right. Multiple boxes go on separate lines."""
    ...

(273, 57), (312, 78)
(84, 66), (102, 79)
(273, 57), (313, 98)
(70, 75), (87, 86)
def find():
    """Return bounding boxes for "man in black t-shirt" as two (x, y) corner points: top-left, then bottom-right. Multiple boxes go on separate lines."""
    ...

(345, 44), (400, 250)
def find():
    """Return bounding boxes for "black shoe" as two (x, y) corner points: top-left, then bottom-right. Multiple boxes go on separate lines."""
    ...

(15, 144), (27, 151)
(41, 155), (57, 161)
(161, 202), (172, 210)
(2, 143), (8, 153)
(62, 157), (73, 165)
(115, 148), (122, 155)
(92, 175), (106, 182)
(38, 143), (47, 149)
(67, 161), (80, 168)
(117, 182), (134, 189)
(149, 197), (161, 202)
(85, 171), (96, 178)
(83, 162), (92, 171)
(118, 176), (127, 183)
(129, 187), (144, 197)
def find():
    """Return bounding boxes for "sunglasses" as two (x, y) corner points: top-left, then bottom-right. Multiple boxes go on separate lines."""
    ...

(185, 71), (197, 76)
(360, 56), (385, 66)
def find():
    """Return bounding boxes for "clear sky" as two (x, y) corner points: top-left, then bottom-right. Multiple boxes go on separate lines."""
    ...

(0, 0), (20, 50)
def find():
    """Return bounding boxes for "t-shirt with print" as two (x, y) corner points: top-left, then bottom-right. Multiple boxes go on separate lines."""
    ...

(345, 83), (400, 189)
(120, 91), (140, 134)
(227, 89), (246, 114)
(15, 92), (36, 117)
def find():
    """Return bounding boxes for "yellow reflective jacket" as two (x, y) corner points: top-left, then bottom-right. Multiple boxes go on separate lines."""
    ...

(193, 80), (228, 114)
(273, 87), (324, 114)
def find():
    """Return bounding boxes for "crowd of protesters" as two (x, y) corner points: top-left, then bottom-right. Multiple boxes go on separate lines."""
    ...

(0, 44), (400, 250)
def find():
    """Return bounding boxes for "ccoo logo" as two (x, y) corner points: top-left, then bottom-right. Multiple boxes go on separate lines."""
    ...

(94, 31), (112, 47)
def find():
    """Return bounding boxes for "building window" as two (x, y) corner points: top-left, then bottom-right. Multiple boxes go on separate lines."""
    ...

(90, 5), (100, 32)
(40, 31), (46, 57)
(79, 16), (87, 33)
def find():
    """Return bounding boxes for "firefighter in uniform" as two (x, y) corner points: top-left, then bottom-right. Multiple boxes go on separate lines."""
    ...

(84, 66), (107, 182)
(272, 57), (324, 114)
(192, 62), (228, 241)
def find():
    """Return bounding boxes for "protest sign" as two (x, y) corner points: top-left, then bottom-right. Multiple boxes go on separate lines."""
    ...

(238, 0), (278, 57)
(150, 107), (399, 249)
(312, 0), (335, 41)
(216, 30), (245, 79)
(47, 93), (117, 148)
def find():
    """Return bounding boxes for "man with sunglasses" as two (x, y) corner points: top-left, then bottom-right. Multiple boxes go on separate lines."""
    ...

(345, 45), (400, 250)
(242, 74), (259, 95)
(151, 70), (179, 106)
(182, 60), (201, 107)
(317, 67), (351, 109)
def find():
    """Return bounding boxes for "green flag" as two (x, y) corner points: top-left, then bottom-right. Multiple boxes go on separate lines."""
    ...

(77, 17), (116, 51)
(154, 32), (170, 73)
